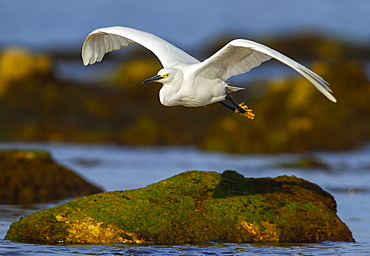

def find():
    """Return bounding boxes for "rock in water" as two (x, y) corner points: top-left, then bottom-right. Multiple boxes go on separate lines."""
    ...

(5, 170), (354, 244)
(0, 150), (103, 204)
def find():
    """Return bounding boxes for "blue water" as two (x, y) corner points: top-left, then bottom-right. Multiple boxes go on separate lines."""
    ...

(0, 143), (370, 255)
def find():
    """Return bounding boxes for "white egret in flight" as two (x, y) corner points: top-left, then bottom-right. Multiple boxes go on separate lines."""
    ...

(82, 26), (336, 120)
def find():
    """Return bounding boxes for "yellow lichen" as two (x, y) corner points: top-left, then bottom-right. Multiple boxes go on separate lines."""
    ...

(240, 221), (278, 242)
(54, 214), (144, 244)
(55, 214), (67, 222)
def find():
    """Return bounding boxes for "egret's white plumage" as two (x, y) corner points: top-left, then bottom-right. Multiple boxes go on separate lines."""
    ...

(82, 26), (336, 113)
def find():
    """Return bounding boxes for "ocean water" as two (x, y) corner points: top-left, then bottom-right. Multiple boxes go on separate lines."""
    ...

(0, 143), (369, 255)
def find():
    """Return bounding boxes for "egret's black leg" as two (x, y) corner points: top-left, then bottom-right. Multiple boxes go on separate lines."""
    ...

(226, 92), (246, 113)
(218, 100), (236, 111)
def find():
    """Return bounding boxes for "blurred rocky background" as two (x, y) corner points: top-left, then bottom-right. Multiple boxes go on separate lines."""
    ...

(1, 1), (369, 154)
(0, 33), (369, 153)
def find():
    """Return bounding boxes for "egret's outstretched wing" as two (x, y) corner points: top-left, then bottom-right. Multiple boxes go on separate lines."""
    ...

(196, 39), (336, 102)
(82, 26), (199, 67)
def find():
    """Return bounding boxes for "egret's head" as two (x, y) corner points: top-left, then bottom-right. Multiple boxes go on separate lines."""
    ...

(142, 68), (178, 84)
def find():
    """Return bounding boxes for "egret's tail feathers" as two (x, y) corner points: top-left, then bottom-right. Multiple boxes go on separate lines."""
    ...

(235, 102), (255, 120)
(226, 85), (244, 93)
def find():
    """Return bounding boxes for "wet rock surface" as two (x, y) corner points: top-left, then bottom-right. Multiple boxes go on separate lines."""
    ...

(5, 170), (354, 244)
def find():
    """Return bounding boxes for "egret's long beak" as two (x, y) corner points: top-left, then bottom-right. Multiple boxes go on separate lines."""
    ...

(142, 75), (164, 84)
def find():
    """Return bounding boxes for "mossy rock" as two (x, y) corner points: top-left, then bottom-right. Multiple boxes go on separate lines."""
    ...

(0, 150), (103, 204)
(5, 170), (354, 244)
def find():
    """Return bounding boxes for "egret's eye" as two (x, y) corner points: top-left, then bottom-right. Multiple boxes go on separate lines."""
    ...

(162, 73), (169, 79)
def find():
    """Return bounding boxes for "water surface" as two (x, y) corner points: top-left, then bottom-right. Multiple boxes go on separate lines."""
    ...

(0, 143), (369, 255)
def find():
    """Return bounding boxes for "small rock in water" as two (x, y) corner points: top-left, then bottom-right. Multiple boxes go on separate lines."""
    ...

(0, 149), (103, 204)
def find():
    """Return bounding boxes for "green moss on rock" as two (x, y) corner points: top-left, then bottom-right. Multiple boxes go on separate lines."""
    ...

(5, 170), (354, 244)
(0, 150), (103, 204)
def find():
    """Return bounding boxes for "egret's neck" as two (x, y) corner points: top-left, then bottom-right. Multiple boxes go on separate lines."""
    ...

(159, 83), (182, 107)
(157, 68), (184, 106)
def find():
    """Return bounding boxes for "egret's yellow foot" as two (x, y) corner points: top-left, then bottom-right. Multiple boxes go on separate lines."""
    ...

(235, 102), (255, 120)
